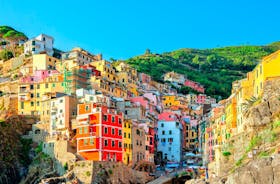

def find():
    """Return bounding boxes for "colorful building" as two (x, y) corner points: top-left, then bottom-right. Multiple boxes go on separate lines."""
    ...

(123, 119), (132, 165)
(24, 34), (54, 56)
(76, 104), (123, 161)
(18, 70), (64, 115)
(157, 112), (183, 162)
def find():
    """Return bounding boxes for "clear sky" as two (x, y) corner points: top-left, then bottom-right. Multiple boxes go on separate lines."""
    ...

(1, 0), (280, 59)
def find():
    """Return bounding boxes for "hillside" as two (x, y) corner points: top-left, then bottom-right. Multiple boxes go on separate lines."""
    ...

(0, 26), (27, 41)
(125, 43), (280, 99)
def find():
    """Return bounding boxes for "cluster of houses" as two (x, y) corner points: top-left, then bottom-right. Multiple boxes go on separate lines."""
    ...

(0, 33), (221, 171)
(163, 71), (205, 93)
(204, 50), (280, 176)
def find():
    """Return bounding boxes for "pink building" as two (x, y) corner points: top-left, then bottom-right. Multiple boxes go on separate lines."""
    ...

(197, 94), (206, 104)
(20, 70), (60, 83)
(138, 73), (151, 84)
(184, 79), (205, 93)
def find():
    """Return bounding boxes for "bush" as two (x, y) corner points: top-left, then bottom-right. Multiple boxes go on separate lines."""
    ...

(258, 151), (269, 158)
(108, 169), (113, 175)
(0, 50), (13, 61)
(35, 142), (43, 154)
(85, 171), (91, 177)
(64, 162), (68, 171)
(222, 151), (231, 157)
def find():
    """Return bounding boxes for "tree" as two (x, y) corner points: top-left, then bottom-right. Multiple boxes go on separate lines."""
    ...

(0, 50), (13, 61)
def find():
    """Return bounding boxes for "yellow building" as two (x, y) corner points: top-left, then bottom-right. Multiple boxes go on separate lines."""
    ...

(253, 50), (280, 97)
(115, 62), (138, 85)
(162, 95), (180, 108)
(18, 74), (64, 115)
(123, 119), (132, 165)
(225, 94), (237, 137)
(91, 60), (117, 82)
(31, 54), (61, 72)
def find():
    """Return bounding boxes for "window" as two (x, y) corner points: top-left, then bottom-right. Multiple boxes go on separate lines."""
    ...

(60, 99), (63, 103)
(37, 84), (40, 89)
(37, 93), (40, 98)
(192, 132), (194, 137)
(84, 139), (88, 145)
(31, 93), (34, 98)
(161, 123), (164, 127)
(21, 102), (24, 109)
(168, 138), (173, 143)
(118, 130), (122, 136)
(169, 130), (172, 135)
(161, 138), (166, 142)
(37, 101), (40, 106)
(45, 83), (48, 88)
(112, 116), (115, 122)
(112, 141), (115, 147)
(103, 115), (107, 121)
(112, 128), (115, 135)
(104, 140), (108, 146)
(90, 138), (94, 145)
(104, 127), (108, 134)
(128, 133), (131, 138)
(85, 105), (89, 111)
(124, 132), (126, 138)
(119, 142), (122, 148)
(31, 102), (34, 106)
(124, 123), (127, 128)
(30, 85), (34, 90)
(162, 131), (165, 135)
(119, 118), (122, 124)
(168, 147), (172, 151)
(59, 120), (62, 125)
(136, 129), (140, 135)
(79, 128), (83, 134)
(84, 127), (88, 133)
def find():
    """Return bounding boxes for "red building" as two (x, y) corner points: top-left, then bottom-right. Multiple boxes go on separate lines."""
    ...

(76, 104), (123, 161)
(197, 94), (206, 104)
(184, 79), (205, 93)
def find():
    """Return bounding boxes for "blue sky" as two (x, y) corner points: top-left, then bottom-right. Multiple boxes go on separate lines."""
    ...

(1, 0), (280, 59)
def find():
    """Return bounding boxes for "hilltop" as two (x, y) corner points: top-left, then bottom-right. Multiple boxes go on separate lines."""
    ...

(125, 43), (280, 99)
(0, 26), (27, 41)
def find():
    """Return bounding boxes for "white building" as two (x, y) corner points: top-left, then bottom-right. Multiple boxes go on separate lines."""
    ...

(24, 34), (54, 56)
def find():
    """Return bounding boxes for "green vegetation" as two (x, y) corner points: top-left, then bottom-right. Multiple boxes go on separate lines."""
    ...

(35, 142), (43, 154)
(0, 26), (27, 41)
(273, 121), (280, 129)
(235, 156), (245, 167)
(64, 162), (68, 171)
(246, 135), (262, 153)
(125, 43), (280, 98)
(0, 49), (13, 61)
(222, 151), (232, 157)
(108, 169), (113, 175)
(258, 151), (269, 158)
(85, 171), (91, 177)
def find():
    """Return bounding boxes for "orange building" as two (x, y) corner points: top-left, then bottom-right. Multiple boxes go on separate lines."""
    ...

(75, 104), (123, 161)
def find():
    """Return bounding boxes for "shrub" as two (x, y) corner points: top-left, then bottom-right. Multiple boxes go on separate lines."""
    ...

(85, 171), (91, 177)
(108, 169), (113, 175)
(258, 151), (269, 158)
(222, 151), (231, 157)
(99, 164), (102, 168)
(246, 136), (262, 153)
(273, 121), (280, 129)
(64, 162), (68, 171)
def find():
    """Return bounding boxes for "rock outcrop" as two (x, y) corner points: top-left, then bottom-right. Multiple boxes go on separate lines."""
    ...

(209, 154), (280, 184)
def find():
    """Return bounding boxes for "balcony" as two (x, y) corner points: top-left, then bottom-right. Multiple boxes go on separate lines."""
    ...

(19, 95), (30, 101)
